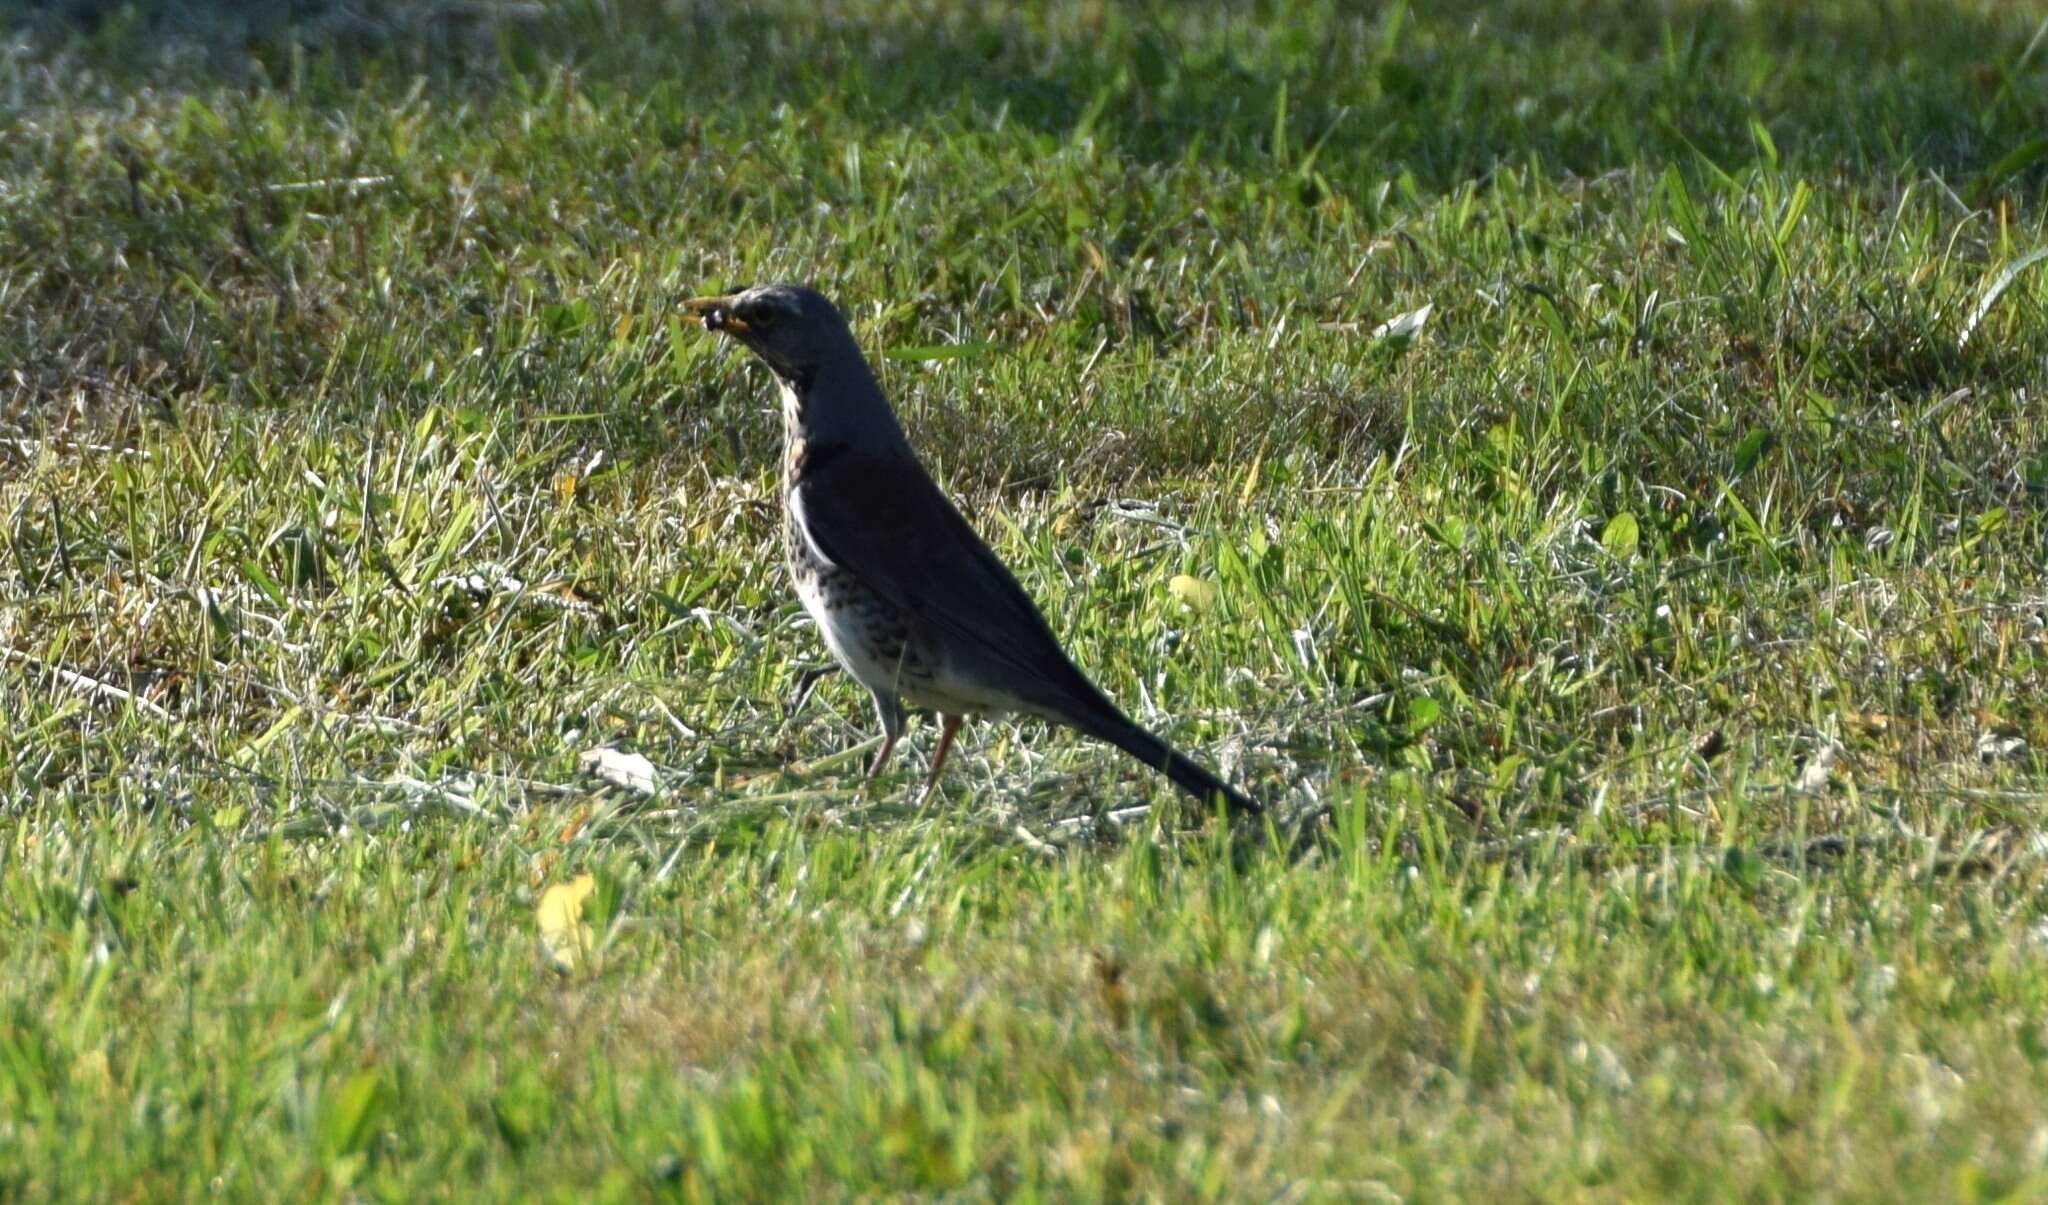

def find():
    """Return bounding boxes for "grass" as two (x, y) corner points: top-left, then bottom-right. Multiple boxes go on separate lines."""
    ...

(4, 0), (2048, 1197)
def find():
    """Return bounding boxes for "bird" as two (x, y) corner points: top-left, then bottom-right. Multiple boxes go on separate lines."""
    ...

(682, 283), (1259, 817)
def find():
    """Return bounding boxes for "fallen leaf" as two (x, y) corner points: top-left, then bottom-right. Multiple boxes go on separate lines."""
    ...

(1978, 731), (2028, 763)
(537, 874), (597, 972)
(1168, 574), (1219, 614)
(579, 747), (658, 794)
(1600, 511), (1640, 558)
(557, 805), (593, 845)
(1238, 438), (1267, 508)
(1796, 742), (1839, 793)
(71, 1049), (114, 1097)
(1371, 302), (1433, 341)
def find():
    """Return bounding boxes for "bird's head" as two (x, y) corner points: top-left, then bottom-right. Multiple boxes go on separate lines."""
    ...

(682, 283), (854, 389)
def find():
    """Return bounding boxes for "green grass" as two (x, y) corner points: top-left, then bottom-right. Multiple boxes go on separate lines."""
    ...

(5, 0), (2048, 1197)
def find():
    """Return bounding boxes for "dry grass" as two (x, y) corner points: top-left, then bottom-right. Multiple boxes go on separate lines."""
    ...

(5, 0), (2048, 1198)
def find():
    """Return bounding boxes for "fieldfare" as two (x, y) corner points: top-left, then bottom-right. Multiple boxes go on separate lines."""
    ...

(683, 284), (1258, 817)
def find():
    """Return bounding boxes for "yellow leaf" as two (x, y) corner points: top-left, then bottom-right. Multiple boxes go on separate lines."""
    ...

(553, 472), (578, 503)
(1168, 574), (1218, 614)
(537, 874), (597, 972)
(72, 1049), (114, 1097)
(1238, 438), (1267, 507)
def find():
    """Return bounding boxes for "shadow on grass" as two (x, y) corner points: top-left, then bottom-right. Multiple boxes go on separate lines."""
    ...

(17, 0), (2044, 187)
(2, 0), (2040, 467)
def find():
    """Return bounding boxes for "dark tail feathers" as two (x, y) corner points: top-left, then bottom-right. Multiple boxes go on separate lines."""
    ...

(1076, 707), (1261, 817)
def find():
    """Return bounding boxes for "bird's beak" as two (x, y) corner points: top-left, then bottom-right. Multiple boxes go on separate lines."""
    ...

(682, 295), (749, 335)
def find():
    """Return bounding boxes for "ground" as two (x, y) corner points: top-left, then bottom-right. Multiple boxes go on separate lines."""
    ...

(4, 0), (2048, 1198)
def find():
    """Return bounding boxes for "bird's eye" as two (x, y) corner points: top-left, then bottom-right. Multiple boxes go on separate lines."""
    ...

(749, 307), (777, 329)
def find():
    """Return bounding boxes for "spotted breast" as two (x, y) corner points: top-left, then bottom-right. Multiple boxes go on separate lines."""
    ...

(782, 406), (933, 709)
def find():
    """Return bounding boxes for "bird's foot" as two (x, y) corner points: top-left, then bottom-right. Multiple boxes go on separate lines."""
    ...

(913, 714), (965, 815)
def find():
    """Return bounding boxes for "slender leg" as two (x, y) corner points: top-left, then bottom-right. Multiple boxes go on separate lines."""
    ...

(919, 714), (965, 802)
(866, 690), (907, 782)
(867, 732), (900, 781)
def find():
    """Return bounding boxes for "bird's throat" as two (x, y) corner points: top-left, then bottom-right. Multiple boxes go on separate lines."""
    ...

(778, 378), (838, 488)
(776, 378), (802, 429)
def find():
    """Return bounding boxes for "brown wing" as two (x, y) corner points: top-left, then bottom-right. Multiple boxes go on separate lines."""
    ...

(796, 443), (1261, 815)
(793, 446), (1114, 719)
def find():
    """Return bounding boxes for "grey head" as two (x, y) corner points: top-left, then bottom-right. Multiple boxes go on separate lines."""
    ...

(683, 282), (904, 447)
(682, 283), (864, 391)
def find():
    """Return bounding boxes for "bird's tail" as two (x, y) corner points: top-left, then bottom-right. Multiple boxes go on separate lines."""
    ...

(1070, 705), (1261, 817)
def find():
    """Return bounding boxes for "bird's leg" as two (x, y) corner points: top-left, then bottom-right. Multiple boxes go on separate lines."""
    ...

(865, 690), (907, 787)
(866, 732), (899, 781)
(918, 714), (965, 804)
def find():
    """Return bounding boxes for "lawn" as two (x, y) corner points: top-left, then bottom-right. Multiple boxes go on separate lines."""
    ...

(4, 0), (2048, 1198)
